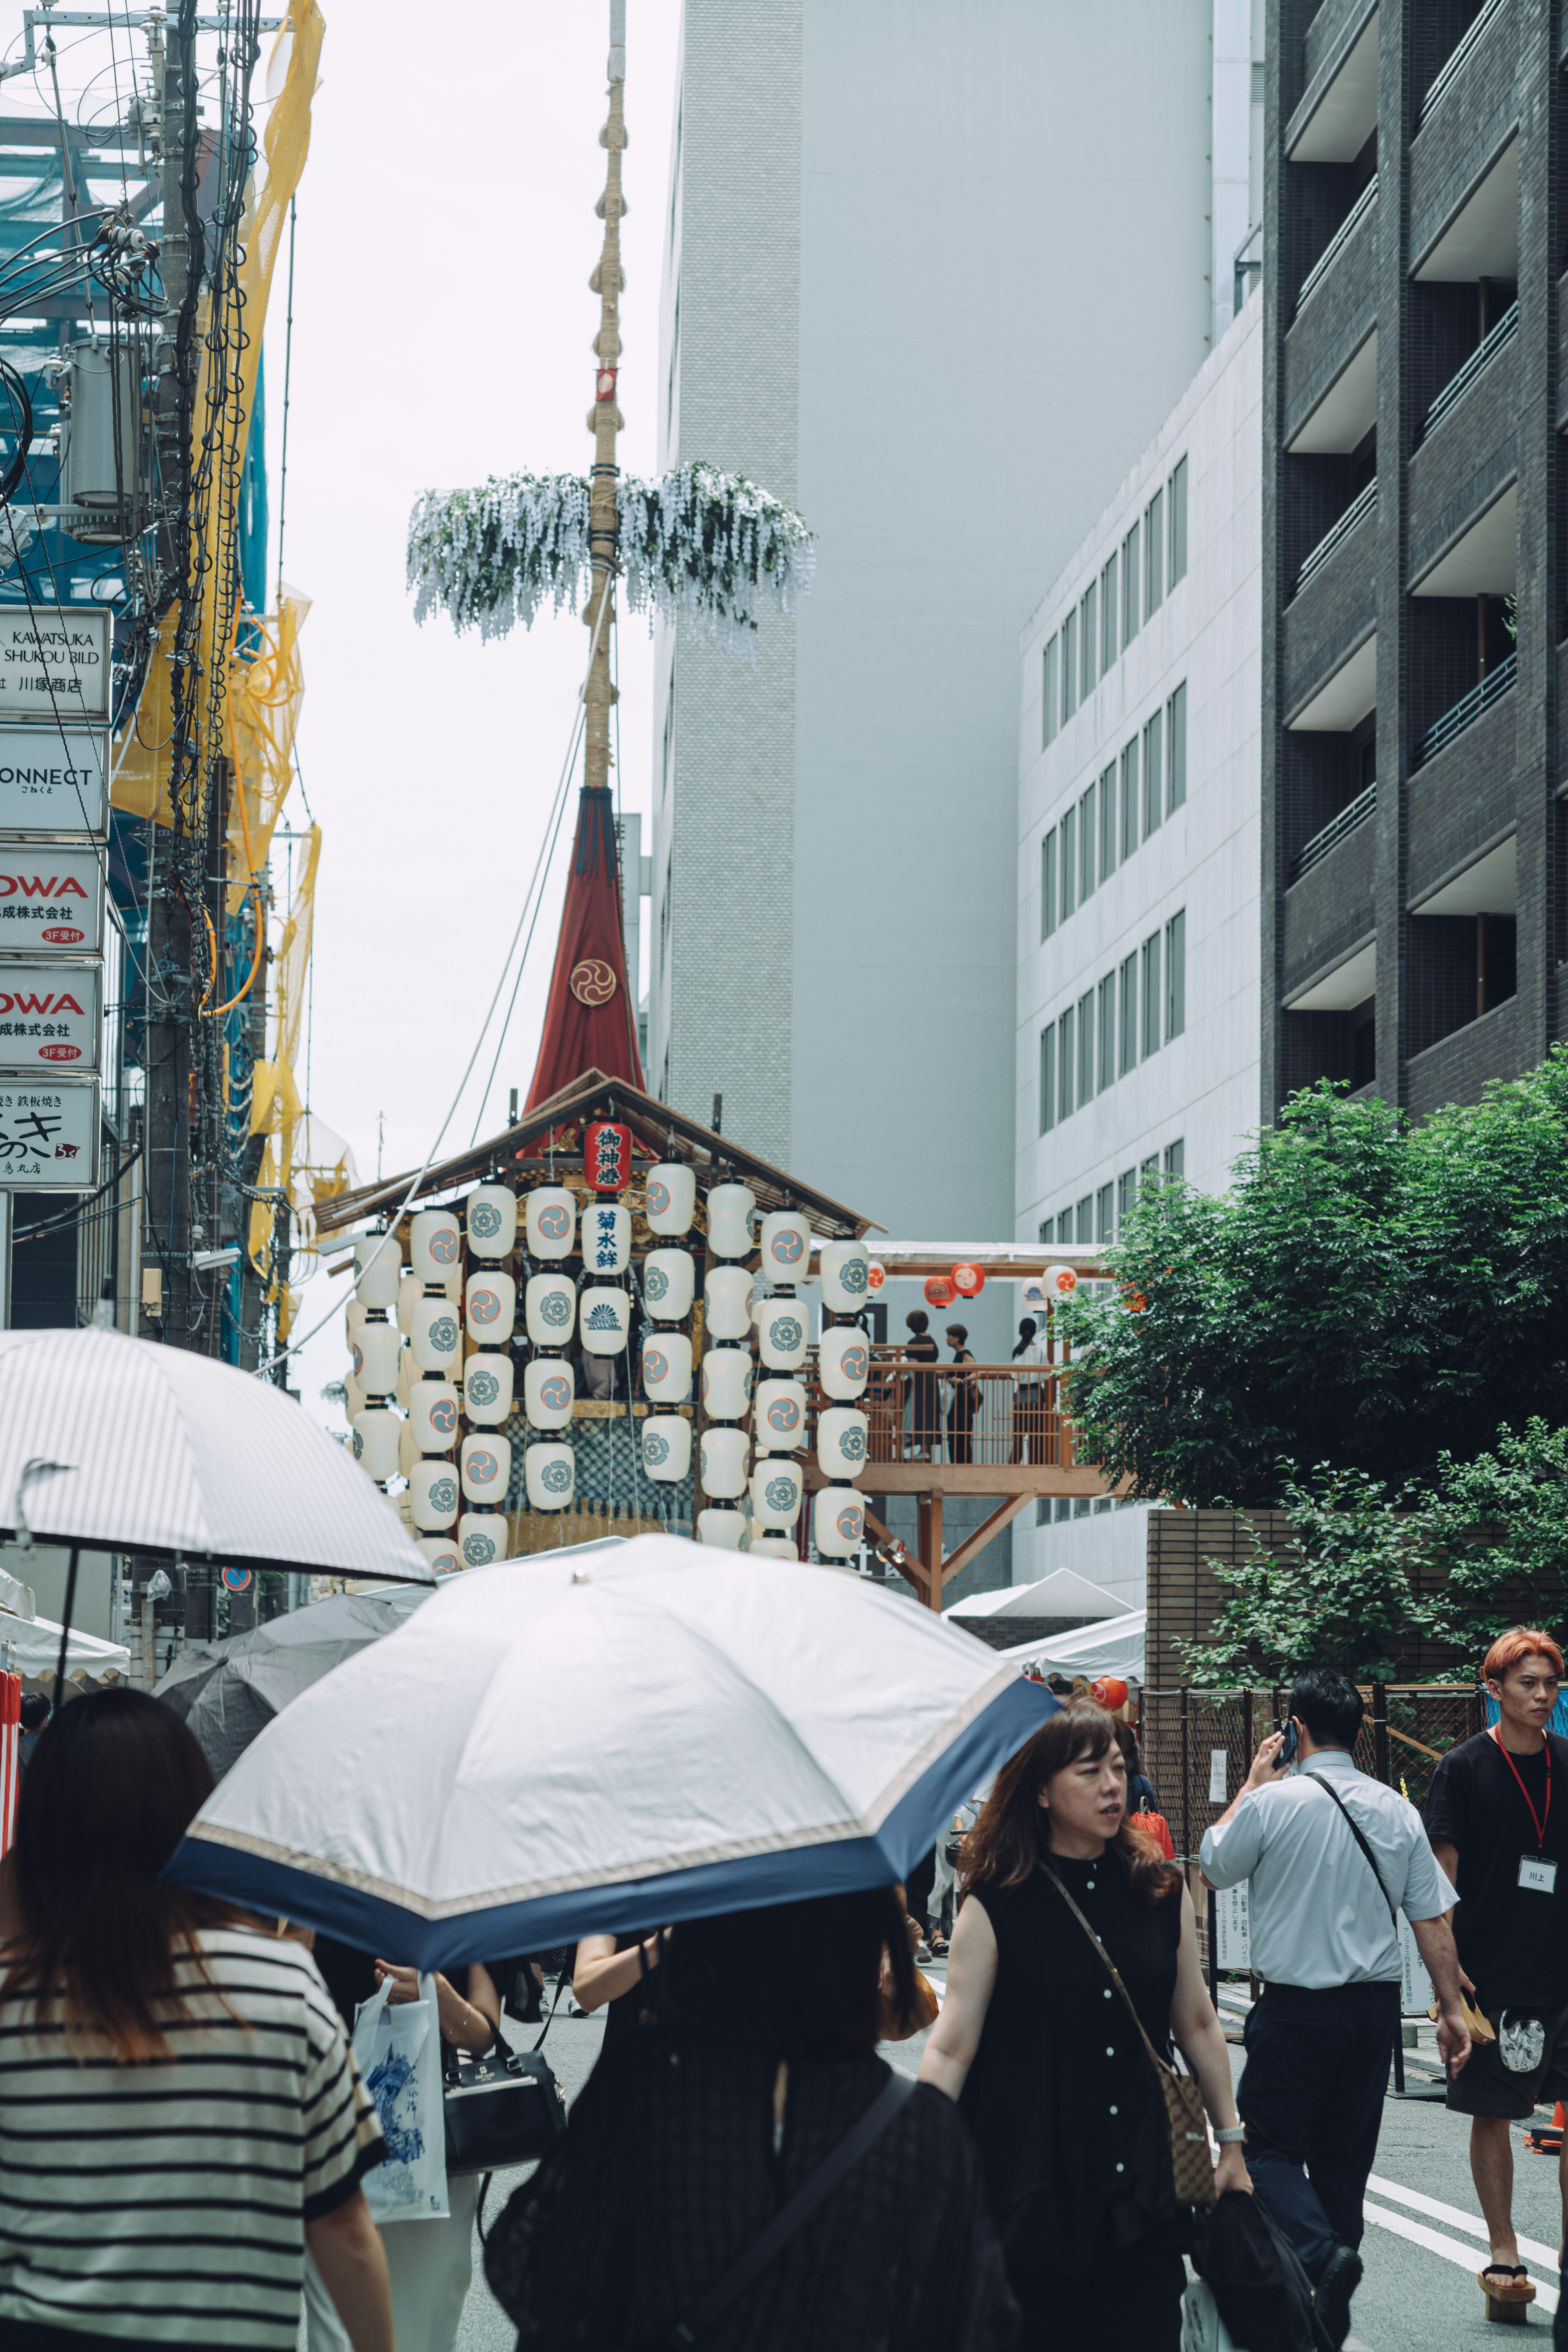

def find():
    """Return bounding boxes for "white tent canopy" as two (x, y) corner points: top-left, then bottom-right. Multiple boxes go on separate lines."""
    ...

(0, 1606), (129, 1679)
(946, 1567), (1133, 1624)
(998, 1608), (1147, 1686)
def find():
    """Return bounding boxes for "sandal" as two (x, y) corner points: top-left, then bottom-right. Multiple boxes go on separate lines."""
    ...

(1478, 2262), (1535, 2319)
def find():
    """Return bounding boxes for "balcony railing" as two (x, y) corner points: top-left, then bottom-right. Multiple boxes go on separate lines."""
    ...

(1296, 176), (1377, 315)
(1294, 479), (1377, 597)
(1291, 782), (1376, 883)
(1420, 0), (1505, 125)
(1414, 650), (1517, 770)
(802, 1353), (1087, 1473)
(1421, 301), (1518, 441)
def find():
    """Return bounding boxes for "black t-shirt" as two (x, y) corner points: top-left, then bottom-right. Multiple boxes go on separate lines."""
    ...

(1425, 1730), (1568, 2010)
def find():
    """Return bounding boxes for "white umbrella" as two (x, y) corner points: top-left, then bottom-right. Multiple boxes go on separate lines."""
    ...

(167, 1533), (1056, 1966)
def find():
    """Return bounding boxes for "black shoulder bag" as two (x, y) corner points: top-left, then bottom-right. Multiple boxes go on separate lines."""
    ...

(1304, 1771), (1398, 1930)
(445, 1970), (569, 2190)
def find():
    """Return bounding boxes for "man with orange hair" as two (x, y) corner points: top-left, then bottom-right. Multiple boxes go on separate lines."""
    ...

(1427, 1626), (1568, 2317)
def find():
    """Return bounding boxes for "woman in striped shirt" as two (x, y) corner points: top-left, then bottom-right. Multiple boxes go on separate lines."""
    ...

(0, 1689), (392, 2352)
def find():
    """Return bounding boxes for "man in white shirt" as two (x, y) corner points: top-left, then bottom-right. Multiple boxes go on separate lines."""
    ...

(1200, 1669), (1470, 2352)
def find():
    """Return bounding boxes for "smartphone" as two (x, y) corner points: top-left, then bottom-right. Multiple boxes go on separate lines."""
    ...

(1276, 1718), (1299, 1768)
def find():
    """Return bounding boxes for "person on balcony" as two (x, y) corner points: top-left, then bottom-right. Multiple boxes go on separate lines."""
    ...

(904, 1310), (940, 1460)
(1010, 1318), (1048, 1465)
(945, 1324), (980, 1465)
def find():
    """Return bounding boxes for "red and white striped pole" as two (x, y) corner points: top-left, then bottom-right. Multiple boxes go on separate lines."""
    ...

(0, 1669), (22, 1856)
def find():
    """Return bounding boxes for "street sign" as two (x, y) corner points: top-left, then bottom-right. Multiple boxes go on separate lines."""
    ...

(1214, 1882), (1250, 1969)
(0, 961), (99, 1070)
(0, 725), (107, 835)
(0, 844), (104, 953)
(0, 1076), (99, 1188)
(0, 609), (111, 722)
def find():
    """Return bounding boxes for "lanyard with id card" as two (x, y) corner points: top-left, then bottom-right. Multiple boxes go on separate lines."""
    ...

(1491, 1727), (1557, 1893)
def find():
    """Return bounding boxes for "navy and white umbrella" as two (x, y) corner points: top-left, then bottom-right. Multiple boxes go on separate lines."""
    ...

(166, 1534), (1056, 1965)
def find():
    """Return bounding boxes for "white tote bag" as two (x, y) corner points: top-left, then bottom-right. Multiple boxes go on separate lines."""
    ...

(350, 1975), (450, 2223)
(1179, 2276), (1238, 2352)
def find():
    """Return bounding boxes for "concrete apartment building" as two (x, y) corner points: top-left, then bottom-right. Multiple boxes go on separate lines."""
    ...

(1013, 295), (1264, 1601)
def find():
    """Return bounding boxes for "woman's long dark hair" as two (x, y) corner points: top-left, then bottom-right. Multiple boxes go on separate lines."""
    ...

(961, 1702), (1180, 1906)
(2, 1689), (236, 2059)
(664, 1886), (919, 2057)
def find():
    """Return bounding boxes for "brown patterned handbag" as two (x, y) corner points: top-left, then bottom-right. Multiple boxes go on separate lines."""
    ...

(1041, 1861), (1218, 2210)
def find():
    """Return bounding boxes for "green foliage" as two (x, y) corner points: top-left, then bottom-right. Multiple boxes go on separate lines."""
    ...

(1174, 1463), (1419, 1687)
(1416, 1420), (1568, 1656)
(1061, 1057), (1568, 1506)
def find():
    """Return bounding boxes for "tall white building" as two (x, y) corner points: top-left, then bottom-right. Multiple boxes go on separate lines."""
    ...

(650, 1), (1265, 1273)
(1011, 291), (1263, 1601)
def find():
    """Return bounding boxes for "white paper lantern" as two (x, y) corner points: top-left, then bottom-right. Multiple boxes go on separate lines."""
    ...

(525, 1186), (577, 1260)
(641, 1247), (695, 1323)
(817, 1406), (870, 1479)
(748, 1535), (798, 1560)
(704, 1265), (754, 1341)
(354, 1234), (401, 1311)
(352, 1319), (402, 1397)
(524, 1356), (576, 1429)
(702, 1347), (753, 1421)
(750, 1458), (804, 1530)
(461, 1430), (512, 1505)
(417, 1534), (462, 1577)
(525, 1441), (576, 1511)
(410, 1209), (462, 1286)
(410, 1292), (463, 1374)
(409, 1456), (461, 1529)
(644, 1160), (696, 1236)
(818, 1240), (871, 1313)
(580, 1285), (631, 1355)
(398, 1419), (420, 1478)
(407, 1379), (461, 1452)
(458, 1512), (509, 1567)
(581, 1200), (631, 1278)
(642, 1414), (693, 1482)
(395, 1272), (418, 1335)
(707, 1182), (757, 1259)
(345, 1298), (367, 1342)
(351, 1406), (401, 1482)
(465, 1269), (516, 1342)
(813, 1486), (865, 1558)
(819, 1323), (871, 1400)
(525, 1272), (577, 1346)
(697, 1506), (747, 1548)
(758, 1295), (808, 1371)
(343, 1370), (365, 1422)
(466, 1183), (518, 1260)
(463, 1352), (515, 1426)
(699, 1424), (749, 1498)
(754, 1377), (808, 1451)
(760, 1210), (811, 1283)
(641, 1330), (693, 1404)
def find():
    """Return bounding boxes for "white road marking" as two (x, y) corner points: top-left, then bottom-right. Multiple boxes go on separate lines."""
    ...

(1366, 2174), (1560, 2272)
(1363, 2201), (1560, 2315)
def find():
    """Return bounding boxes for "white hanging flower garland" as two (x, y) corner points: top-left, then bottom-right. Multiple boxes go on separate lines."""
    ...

(407, 460), (815, 657)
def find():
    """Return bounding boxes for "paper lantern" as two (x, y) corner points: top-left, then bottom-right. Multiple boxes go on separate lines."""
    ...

(641, 1331), (693, 1404)
(750, 1459), (803, 1530)
(819, 1325), (870, 1401)
(461, 1430), (512, 1504)
(353, 1319), (402, 1396)
(813, 1486), (864, 1559)
(525, 1186), (577, 1261)
(354, 1234), (401, 1311)
(817, 1406), (869, 1480)
(410, 1210), (461, 1285)
(524, 1442), (576, 1511)
(644, 1160), (696, 1236)
(351, 1407), (401, 1483)
(345, 1298), (367, 1342)
(641, 1414), (692, 1482)
(409, 1457), (461, 1529)
(866, 1261), (886, 1294)
(704, 1265), (754, 1341)
(758, 1295), (808, 1371)
(395, 1274), (419, 1336)
(458, 1511), (509, 1566)
(818, 1240), (870, 1313)
(754, 1377), (807, 1450)
(641, 1246), (695, 1323)
(952, 1261), (986, 1299)
(408, 1379), (461, 1452)
(760, 1210), (811, 1282)
(584, 1119), (634, 1194)
(463, 1352), (515, 1427)
(465, 1269), (516, 1339)
(1046, 1263), (1078, 1298)
(581, 1200), (632, 1278)
(702, 1346), (753, 1421)
(524, 1356), (576, 1429)
(343, 1370), (365, 1422)
(416, 1535), (461, 1577)
(410, 1292), (463, 1374)
(699, 1424), (749, 1498)
(1090, 1675), (1130, 1712)
(466, 1182), (518, 1259)
(748, 1535), (797, 1560)
(707, 1182), (757, 1259)
(697, 1506), (747, 1549)
(525, 1271), (578, 1345)
(923, 1274), (956, 1311)
(580, 1285), (631, 1355)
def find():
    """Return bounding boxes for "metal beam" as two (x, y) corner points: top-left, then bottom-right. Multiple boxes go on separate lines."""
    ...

(932, 1494), (1035, 1591)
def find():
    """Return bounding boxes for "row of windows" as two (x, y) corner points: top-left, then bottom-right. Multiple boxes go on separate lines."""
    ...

(1041, 454), (1187, 747)
(1040, 685), (1186, 940)
(1037, 1140), (1186, 1245)
(1038, 912), (1186, 1134)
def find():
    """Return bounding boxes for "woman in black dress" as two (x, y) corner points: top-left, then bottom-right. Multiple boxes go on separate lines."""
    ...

(945, 1322), (980, 1464)
(904, 1309), (940, 1459)
(920, 1702), (1250, 2350)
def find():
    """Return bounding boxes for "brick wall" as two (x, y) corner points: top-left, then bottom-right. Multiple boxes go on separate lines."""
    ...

(1281, 815), (1376, 993)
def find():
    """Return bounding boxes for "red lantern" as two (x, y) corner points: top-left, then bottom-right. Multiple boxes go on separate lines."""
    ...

(923, 1274), (956, 1310)
(1090, 1675), (1129, 1712)
(583, 1120), (633, 1195)
(952, 1261), (986, 1299)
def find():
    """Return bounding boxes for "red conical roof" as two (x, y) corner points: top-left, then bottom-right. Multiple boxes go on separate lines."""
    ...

(525, 787), (645, 1111)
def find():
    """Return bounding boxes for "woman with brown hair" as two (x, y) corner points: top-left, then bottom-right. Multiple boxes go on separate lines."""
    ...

(920, 1702), (1249, 2351)
(0, 1690), (393, 2352)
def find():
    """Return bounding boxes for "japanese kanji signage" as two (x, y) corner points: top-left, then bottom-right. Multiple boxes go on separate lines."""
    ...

(0, 726), (107, 835)
(0, 610), (110, 721)
(0, 846), (104, 953)
(0, 962), (99, 1070)
(0, 1078), (99, 1187)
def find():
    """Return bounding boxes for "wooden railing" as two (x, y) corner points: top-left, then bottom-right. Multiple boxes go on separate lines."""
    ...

(802, 1354), (1085, 1472)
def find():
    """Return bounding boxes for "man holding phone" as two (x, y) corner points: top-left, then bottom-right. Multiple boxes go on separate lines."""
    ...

(1201, 1669), (1470, 2352)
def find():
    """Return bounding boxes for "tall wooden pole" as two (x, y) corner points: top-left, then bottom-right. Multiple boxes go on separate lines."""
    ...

(585, 4), (627, 795)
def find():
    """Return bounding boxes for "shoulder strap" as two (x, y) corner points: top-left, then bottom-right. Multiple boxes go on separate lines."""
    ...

(670, 2071), (915, 2347)
(530, 1964), (572, 2056)
(1304, 1771), (1398, 1928)
(1039, 1861), (1178, 2087)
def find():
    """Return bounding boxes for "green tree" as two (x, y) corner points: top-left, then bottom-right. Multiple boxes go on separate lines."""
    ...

(1415, 1420), (1568, 1656)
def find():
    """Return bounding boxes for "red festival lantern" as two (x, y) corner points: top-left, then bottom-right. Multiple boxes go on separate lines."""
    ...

(924, 1274), (957, 1311)
(952, 1261), (986, 1299)
(583, 1120), (633, 1195)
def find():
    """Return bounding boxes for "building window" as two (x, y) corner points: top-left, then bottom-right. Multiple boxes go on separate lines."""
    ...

(1143, 712), (1163, 838)
(1122, 520), (1140, 646)
(1060, 805), (1077, 924)
(1169, 456), (1187, 586)
(1098, 763), (1116, 881)
(1119, 738), (1138, 862)
(1098, 972), (1116, 1091)
(1117, 1166), (1137, 1223)
(1062, 609), (1078, 722)
(1141, 1153), (1160, 1185)
(1100, 551), (1118, 672)
(1165, 909), (1186, 1039)
(1039, 1024), (1056, 1134)
(1140, 931), (1162, 1059)
(1097, 1181), (1115, 1241)
(1164, 1137), (1185, 1179)
(1058, 1002), (1075, 1122)
(1080, 585), (1096, 698)
(1079, 782), (1097, 902)
(1145, 488), (1164, 617)
(1038, 1220), (1052, 1244)
(1167, 681), (1187, 813)
(1119, 953), (1138, 1074)
(1077, 989), (1095, 1105)
(1041, 829), (1057, 940)
(1042, 638), (1058, 747)
(1075, 1194), (1095, 1245)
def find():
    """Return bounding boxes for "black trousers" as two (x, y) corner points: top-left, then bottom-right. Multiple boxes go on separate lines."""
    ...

(1019, 2244), (1186, 2352)
(1238, 1978), (1398, 2282)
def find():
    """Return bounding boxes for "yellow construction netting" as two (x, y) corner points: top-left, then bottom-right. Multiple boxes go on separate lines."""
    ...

(225, 591), (309, 913)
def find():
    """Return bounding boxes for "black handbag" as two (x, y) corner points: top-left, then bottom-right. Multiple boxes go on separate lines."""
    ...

(443, 1981), (568, 2179)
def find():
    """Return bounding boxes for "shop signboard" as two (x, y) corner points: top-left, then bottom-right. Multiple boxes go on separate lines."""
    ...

(0, 844), (104, 953)
(0, 1076), (99, 1187)
(0, 608), (110, 721)
(0, 725), (108, 835)
(0, 961), (100, 1070)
